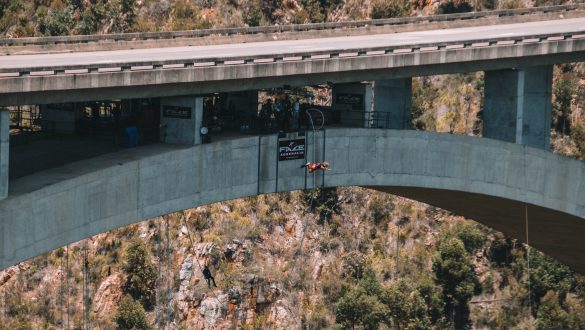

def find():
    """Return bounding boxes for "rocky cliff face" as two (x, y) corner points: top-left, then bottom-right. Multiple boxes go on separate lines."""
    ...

(1, 187), (585, 329)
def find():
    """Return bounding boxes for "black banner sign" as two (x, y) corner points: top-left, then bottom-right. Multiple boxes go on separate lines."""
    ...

(278, 138), (305, 161)
(336, 93), (363, 106)
(163, 105), (192, 119)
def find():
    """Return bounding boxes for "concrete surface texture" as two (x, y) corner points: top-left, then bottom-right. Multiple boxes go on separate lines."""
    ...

(332, 82), (372, 127)
(372, 78), (413, 129)
(1, 128), (585, 273)
(1, 18), (585, 105)
(160, 96), (203, 145)
(484, 66), (553, 149)
(0, 110), (8, 200)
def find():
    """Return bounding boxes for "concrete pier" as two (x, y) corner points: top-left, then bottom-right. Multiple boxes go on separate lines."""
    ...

(160, 96), (204, 145)
(372, 78), (412, 129)
(484, 66), (553, 149)
(332, 82), (372, 128)
(0, 109), (7, 200)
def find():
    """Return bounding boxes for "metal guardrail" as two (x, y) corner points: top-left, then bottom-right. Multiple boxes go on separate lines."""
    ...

(1, 29), (584, 77)
(0, 4), (583, 47)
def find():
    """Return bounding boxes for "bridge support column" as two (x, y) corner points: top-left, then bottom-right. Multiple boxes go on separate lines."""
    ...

(372, 78), (412, 129)
(160, 96), (203, 145)
(484, 66), (552, 149)
(332, 82), (372, 128)
(0, 108), (8, 200)
(333, 80), (412, 128)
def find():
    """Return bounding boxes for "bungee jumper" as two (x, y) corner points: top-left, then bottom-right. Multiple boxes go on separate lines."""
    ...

(202, 265), (217, 289)
(301, 161), (331, 173)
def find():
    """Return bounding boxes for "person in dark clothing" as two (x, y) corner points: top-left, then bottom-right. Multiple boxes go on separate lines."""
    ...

(202, 265), (217, 288)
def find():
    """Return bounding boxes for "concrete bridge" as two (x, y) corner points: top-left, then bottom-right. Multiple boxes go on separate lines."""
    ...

(1, 129), (585, 273)
(1, 7), (585, 271)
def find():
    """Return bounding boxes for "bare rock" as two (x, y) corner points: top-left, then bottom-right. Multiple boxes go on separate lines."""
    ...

(180, 256), (193, 282)
(0, 265), (20, 286)
(195, 294), (228, 329)
(93, 273), (124, 319)
(224, 239), (252, 263)
(267, 299), (299, 329)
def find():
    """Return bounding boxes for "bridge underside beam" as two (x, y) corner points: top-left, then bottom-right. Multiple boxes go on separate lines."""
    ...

(371, 186), (585, 274)
(484, 66), (553, 149)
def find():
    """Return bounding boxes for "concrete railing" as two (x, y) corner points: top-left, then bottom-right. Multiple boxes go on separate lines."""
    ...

(2, 29), (584, 77)
(0, 4), (583, 47)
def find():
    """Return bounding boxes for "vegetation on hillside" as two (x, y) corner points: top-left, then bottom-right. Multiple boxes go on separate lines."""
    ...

(1, 0), (585, 328)
(2, 187), (585, 328)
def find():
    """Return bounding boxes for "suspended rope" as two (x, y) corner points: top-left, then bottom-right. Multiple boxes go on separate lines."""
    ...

(525, 204), (532, 313)
(286, 194), (315, 288)
(60, 246), (65, 329)
(180, 215), (225, 306)
(166, 217), (171, 325)
(521, 145), (533, 315)
(156, 219), (162, 330)
(285, 109), (324, 290)
(65, 244), (70, 330)
(83, 240), (90, 330)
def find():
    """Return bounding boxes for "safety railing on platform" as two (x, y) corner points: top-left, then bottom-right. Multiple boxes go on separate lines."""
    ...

(0, 4), (583, 47)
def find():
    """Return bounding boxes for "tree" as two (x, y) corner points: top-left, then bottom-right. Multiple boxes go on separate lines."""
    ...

(303, 187), (339, 224)
(488, 232), (514, 265)
(244, 0), (263, 27)
(438, 0), (474, 14)
(335, 286), (390, 329)
(536, 291), (570, 330)
(416, 277), (447, 325)
(526, 251), (574, 305)
(571, 123), (585, 160)
(120, 0), (137, 31)
(553, 69), (578, 135)
(381, 279), (431, 330)
(441, 222), (486, 254)
(171, 0), (209, 30)
(122, 240), (157, 310)
(433, 237), (479, 328)
(115, 295), (149, 330)
(39, 7), (73, 36)
(371, 0), (407, 19)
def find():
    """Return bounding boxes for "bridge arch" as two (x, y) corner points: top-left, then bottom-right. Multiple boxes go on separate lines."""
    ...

(1, 128), (584, 272)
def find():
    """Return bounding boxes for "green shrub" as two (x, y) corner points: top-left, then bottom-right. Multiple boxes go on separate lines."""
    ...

(526, 251), (574, 305)
(571, 122), (585, 159)
(122, 240), (157, 310)
(244, 0), (263, 27)
(536, 291), (570, 330)
(335, 286), (390, 329)
(433, 237), (479, 328)
(438, 0), (474, 14)
(371, 0), (408, 19)
(115, 295), (149, 330)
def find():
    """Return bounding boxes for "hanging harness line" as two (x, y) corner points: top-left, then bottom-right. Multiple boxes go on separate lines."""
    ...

(180, 215), (225, 306)
(525, 204), (533, 313)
